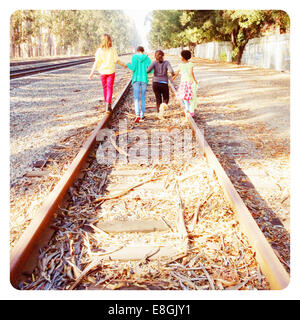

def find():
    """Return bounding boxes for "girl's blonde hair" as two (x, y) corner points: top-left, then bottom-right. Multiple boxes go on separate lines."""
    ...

(101, 34), (112, 49)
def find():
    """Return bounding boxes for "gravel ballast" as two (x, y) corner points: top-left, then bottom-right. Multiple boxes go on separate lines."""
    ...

(10, 55), (132, 247)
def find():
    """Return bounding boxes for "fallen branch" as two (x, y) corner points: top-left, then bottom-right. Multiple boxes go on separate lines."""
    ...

(225, 275), (256, 290)
(176, 171), (203, 182)
(110, 134), (129, 157)
(68, 246), (124, 290)
(109, 129), (135, 157)
(140, 247), (161, 263)
(199, 263), (215, 290)
(98, 171), (108, 193)
(190, 191), (214, 231)
(94, 173), (167, 202)
(160, 216), (173, 232)
(170, 271), (200, 290)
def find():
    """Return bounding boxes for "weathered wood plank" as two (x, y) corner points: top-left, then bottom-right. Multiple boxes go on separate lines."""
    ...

(105, 181), (165, 193)
(98, 245), (185, 260)
(97, 220), (170, 233)
(108, 169), (151, 176)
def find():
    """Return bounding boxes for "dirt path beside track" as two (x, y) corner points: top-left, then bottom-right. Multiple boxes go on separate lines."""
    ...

(167, 55), (290, 269)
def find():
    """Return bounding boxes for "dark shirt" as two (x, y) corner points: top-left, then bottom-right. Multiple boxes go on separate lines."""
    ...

(147, 60), (174, 83)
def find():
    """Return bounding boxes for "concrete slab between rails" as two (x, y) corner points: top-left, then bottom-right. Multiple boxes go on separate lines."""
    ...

(96, 219), (170, 233)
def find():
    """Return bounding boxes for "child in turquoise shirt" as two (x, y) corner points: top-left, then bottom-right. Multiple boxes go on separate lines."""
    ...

(127, 46), (152, 123)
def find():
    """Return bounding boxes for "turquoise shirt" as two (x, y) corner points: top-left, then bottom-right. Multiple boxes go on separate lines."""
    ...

(127, 53), (152, 84)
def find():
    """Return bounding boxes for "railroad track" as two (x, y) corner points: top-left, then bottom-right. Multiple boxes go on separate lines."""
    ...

(10, 57), (94, 79)
(10, 76), (289, 290)
(10, 53), (132, 79)
(10, 55), (93, 67)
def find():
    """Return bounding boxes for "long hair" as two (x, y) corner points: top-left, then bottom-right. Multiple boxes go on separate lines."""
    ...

(101, 34), (112, 49)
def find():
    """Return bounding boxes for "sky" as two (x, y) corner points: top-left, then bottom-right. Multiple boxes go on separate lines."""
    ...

(124, 10), (152, 51)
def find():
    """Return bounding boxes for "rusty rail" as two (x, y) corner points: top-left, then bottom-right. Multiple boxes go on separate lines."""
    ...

(10, 57), (94, 79)
(10, 79), (132, 287)
(10, 76), (289, 290)
(169, 80), (289, 290)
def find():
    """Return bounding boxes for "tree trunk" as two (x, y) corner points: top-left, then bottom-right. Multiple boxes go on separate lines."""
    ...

(236, 41), (248, 65)
(188, 43), (196, 56)
(231, 28), (248, 65)
(231, 30), (237, 47)
(236, 47), (243, 64)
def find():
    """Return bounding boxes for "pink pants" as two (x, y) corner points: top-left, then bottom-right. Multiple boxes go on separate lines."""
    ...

(100, 73), (115, 103)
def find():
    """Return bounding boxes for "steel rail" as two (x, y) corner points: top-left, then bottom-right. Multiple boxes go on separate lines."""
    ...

(10, 53), (132, 79)
(169, 80), (289, 290)
(10, 55), (93, 67)
(10, 75), (289, 290)
(10, 78), (132, 287)
(10, 58), (94, 79)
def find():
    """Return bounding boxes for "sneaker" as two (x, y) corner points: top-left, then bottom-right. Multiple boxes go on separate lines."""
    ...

(105, 103), (111, 114)
(139, 116), (145, 122)
(135, 116), (140, 123)
(160, 103), (168, 111)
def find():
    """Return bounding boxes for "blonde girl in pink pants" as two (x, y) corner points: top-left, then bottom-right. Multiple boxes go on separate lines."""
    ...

(89, 34), (127, 113)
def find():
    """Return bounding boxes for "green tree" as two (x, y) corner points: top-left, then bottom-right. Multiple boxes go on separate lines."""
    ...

(148, 10), (221, 52)
(147, 10), (290, 64)
(147, 10), (183, 49)
(10, 10), (141, 58)
(218, 10), (290, 63)
(10, 10), (43, 57)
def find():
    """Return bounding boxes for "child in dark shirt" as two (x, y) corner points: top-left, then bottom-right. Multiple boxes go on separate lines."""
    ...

(147, 50), (174, 114)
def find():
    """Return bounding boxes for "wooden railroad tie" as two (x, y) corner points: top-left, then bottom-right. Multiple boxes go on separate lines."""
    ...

(97, 219), (170, 234)
(95, 218), (187, 261)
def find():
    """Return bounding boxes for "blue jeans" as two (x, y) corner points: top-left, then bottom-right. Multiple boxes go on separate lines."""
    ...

(132, 81), (147, 117)
(183, 100), (190, 111)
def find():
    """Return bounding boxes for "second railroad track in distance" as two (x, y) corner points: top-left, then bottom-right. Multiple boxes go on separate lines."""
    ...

(10, 56), (94, 79)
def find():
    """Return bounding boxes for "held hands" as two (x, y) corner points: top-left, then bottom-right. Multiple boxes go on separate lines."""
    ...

(118, 60), (128, 69)
(89, 63), (127, 80)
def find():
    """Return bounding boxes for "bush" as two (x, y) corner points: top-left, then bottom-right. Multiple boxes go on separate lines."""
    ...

(219, 51), (227, 62)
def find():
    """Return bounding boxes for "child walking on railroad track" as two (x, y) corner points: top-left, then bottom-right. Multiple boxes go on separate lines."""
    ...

(89, 34), (128, 114)
(147, 50), (174, 117)
(172, 50), (198, 117)
(126, 46), (152, 123)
